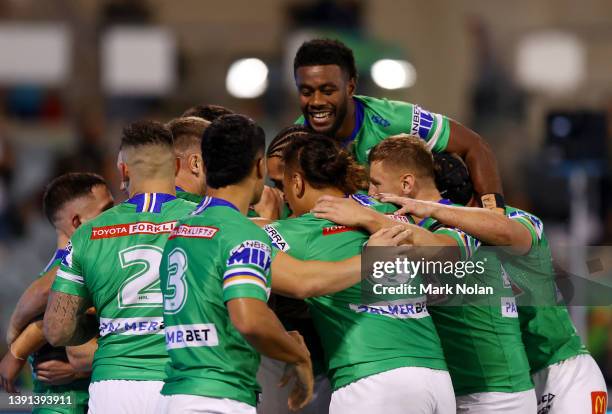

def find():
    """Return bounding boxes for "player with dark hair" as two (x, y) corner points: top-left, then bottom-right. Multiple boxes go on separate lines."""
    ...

(43, 121), (197, 413)
(379, 165), (608, 414)
(312, 135), (537, 413)
(0, 172), (113, 413)
(293, 38), (504, 212)
(158, 115), (407, 413)
(166, 116), (210, 203)
(181, 103), (234, 122)
(261, 133), (454, 414)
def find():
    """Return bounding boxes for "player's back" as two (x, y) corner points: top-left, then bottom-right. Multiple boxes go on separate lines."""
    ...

(56, 193), (195, 382)
(160, 197), (273, 407)
(265, 195), (447, 391)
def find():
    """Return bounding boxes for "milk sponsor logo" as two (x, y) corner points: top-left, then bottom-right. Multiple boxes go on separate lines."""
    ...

(91, 221), (177, 239)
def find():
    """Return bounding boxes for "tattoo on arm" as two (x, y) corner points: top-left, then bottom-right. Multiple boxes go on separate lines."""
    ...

(44, 292), (98, 347)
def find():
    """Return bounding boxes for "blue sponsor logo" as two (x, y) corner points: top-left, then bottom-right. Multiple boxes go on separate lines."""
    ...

(371, 114), (390, 127)
(228, 241), (272, 271)
(350, 193), (375, 206)
(411, 105), (434, 138)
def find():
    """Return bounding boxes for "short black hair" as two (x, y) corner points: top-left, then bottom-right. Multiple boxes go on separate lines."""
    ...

(120, 120), (173, 150)
(181, 104), (234, 122)
(202, 114), (266, 188)
(294, 38), (357, 80)
(266, 125), (310, 158)
(43, 173), (107, 225)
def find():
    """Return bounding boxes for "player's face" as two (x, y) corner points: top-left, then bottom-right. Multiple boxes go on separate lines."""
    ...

(368, 161), (404, 197)
(295, 65), (353, 137)
(266, 156), (284, 192)
(79, 184), (115, 223)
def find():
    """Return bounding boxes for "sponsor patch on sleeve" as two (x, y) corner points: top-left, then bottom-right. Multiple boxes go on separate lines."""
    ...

(263, 225), (290, 252)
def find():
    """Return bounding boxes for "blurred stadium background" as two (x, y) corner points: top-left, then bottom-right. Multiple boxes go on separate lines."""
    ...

(0, 0), (610, 404)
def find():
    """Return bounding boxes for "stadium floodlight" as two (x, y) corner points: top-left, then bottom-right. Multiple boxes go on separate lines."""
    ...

(371, 59), (416, 90)
(225, 58), (269, 99)
(517, 31), (585, 94)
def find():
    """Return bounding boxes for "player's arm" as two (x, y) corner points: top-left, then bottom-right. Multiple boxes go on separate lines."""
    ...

(444, 120), (503, 207)
(379, 195), (532, 255)
(66, 338), (97, 372)
(43, 291), (98, 347)
(271, 226), (410, 299)
(6, 268), (57, 345)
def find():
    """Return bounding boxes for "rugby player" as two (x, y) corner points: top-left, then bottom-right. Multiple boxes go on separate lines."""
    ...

(43, 121), (198, 413)
(262, 133), (455, 414)
(158, 115), (407, 414)
(166, 116), (210, 203)
(293, 38), (504, 211)
(0, 173), (113, 413)
(380, 185), (608, 413)
(313, 135), (537, 413)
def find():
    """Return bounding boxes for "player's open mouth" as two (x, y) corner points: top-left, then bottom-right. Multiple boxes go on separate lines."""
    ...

(309, 111), (334, 127)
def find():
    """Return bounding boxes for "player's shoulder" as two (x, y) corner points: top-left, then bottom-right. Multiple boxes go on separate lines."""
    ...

(506, 205), (544, 238)
(356, 94), (414, 114)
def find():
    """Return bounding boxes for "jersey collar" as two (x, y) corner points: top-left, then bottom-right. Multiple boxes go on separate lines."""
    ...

(126, 193), (176, 213)
(340, 98), (365, 148)
(175, 185), (185, 193)
(192, 196), (240, 216)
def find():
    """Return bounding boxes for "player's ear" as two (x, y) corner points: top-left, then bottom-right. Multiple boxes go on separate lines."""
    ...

(71, 214), (82, 231)
(188, 154), (200, 176)
(118, 162), (130, 193)
(400, 174), (415, 196)
(294, 172), (305, 199)
(347, 76), (356, 97)
(255, 157), (265, 180)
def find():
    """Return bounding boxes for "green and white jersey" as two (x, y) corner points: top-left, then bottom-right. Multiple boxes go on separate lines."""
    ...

(503, 206), (587, 374)
(160, 197), (273, 407)
(32, 248), (89, 414)
(264, 194), (447, 391)
(52, 193), (196, 383)
(297, 95), (450, 165)
(176, 186), (204, 204)
(419, 202), (533, 395)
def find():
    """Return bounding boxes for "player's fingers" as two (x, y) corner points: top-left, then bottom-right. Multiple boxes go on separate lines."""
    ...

(379, 194), (405, 205)
(315, 195), (338, 204)
(394, 206), (410, 216)
(34, 361), (53, 370)
(392, 229), (413, 245)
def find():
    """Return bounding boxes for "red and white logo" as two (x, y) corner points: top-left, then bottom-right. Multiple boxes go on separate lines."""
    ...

(168, 224), (218, 240)
(91, 221), (177, 239)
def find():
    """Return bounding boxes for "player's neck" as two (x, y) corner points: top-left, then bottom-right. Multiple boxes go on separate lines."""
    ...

(334, 97), (356, 141)
(206, 185), (252, 216)
(56, 231), (69, 249)
(295, 187), (345, 216)
(175, 174), (202, 196)
(129, 178), (176, 198)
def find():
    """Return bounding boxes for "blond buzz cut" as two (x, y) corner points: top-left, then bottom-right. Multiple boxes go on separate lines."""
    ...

(368, 134), (436, 180)
(165, 116), (210, 154)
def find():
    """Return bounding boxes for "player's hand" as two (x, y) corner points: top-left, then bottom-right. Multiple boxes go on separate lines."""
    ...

(368, 225), (413, 247)
(279, 359), (314, 411)
(252, 185), (284, 220)
(312, 195), (373, 227)
(377, 194), (434, 218)
(0, 351), (26, 393)
(34, 359), (77, 386)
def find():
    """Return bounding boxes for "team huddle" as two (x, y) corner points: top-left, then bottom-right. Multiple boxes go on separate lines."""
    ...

(0, 39), (608, 414)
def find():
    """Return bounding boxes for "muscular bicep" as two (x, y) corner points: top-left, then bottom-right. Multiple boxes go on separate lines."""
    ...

(43, 291), (89, 347)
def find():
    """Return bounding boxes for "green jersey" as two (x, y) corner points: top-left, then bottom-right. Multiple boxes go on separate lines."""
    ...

(160, 197), (273, 407)
(420, 204), (533, 395)
(503, 206), (587, 374)
(176, 186), (204, 204)
(52, 193), (196, 383)
(297, 95), (450, 165)
(32, 248), (89, 414)
(264, 194), (447, 391)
